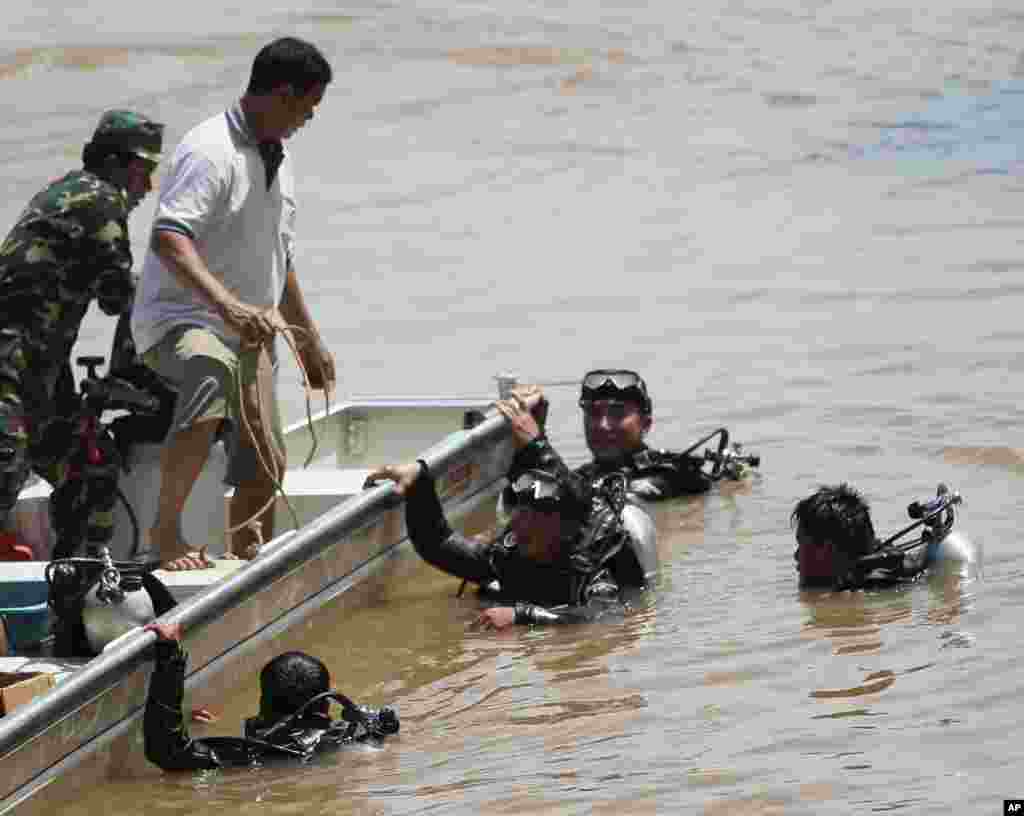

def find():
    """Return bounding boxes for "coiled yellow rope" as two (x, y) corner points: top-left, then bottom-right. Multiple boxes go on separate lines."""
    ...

(225, 317), (331, 554)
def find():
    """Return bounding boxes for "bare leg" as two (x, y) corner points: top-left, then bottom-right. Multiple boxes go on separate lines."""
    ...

(152, 418), (220, 569)
(228, 473), (276, 558)
(228, 345), (284, 558)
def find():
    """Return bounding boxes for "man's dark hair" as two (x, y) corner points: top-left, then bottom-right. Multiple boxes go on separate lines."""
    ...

(791, 483), (876, 559)
(247, 37), (333, 95)
(258, 651), (330, 721)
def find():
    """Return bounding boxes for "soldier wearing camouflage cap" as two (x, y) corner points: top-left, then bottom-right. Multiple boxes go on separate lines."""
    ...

(0, 108), (163, 560)
(82, 110), (164, 209)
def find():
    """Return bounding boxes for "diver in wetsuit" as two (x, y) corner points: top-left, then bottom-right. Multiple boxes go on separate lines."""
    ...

(143, 622), (399, 771)
(516, 370), (758, 504)
(366, 396), (657, 630)
(573, 369), (714, 501)
(792, 483), (978, 590)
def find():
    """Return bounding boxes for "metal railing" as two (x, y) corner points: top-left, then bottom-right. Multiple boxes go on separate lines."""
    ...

(0, 402), (514, 793)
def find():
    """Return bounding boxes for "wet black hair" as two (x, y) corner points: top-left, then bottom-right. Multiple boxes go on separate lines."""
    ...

(247, 37), (333, 96)
(791, 483), (877, 559)
(259, 651), (331, 721)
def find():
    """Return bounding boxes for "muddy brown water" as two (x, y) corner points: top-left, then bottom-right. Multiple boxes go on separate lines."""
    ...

(3, 0), (1024, 811)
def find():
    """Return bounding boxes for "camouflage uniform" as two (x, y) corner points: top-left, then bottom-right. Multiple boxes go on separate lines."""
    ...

(0, 110), (163, 559)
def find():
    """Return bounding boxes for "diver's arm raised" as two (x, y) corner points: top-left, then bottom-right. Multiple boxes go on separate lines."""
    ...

(143, 623), (222, 771)
(367, 461), (498, 586)
(496, 397), (591, 507)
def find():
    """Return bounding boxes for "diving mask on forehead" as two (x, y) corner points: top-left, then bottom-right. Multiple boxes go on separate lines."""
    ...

(579, 369), (652, 414)
(502, 471), (575, 515)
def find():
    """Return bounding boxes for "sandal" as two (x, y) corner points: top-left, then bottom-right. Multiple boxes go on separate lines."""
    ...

(161, 550), (215, 571)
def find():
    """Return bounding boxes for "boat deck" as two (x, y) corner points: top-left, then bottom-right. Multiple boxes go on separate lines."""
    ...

(0, 558), (250, 687)
(0, 393), (518, 813)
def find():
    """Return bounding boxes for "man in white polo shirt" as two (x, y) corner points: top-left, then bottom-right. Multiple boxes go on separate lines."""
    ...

(133, 37), (335, 570)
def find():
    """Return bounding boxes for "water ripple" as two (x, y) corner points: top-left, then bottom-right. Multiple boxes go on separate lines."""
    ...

(853, 80), (1024, 176)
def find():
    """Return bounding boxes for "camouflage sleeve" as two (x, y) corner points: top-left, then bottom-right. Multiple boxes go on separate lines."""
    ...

(80, 188), (134, 316)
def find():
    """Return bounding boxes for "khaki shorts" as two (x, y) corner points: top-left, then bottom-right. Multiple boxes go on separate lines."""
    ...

(143, 325), (285, 487)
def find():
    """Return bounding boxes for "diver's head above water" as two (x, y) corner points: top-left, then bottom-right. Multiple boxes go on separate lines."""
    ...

(502, 468), (589, 563)
(258, 651), (331, 722)
(578, 369), (653, 464)
(791, 483), (878, 587)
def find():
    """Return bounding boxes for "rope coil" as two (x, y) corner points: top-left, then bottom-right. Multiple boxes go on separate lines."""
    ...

(224, 318), (332, 553)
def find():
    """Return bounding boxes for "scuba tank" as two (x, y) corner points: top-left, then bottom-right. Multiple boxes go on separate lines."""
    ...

(81, 571), (154, 654)
(849, 484), (979, 587)
(583, 472), (657, 586)
(46, 547), (176, 656)
(905, 485), (979, 571)
(621, 503), (657, 580)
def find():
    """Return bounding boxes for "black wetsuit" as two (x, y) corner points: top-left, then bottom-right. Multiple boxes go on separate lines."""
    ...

(144, 640), (397, 771)
(801, 539), (932, 591)
(848, 539), (931, 590)
(575, 445), (712, 502)
(405, 445), (646, 624)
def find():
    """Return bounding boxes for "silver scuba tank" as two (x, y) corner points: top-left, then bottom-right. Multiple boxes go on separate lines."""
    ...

(917, 485), (981, 578)
(621, 502), (658, 581)
(927, 530), (982, 578)
(81, 552), (157, 653)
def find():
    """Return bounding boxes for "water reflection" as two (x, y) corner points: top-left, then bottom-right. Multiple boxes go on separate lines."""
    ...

(856, 79), (1024, 176)
(925, 568), (974, 628)
(943, 444), (1024, 470)
(800, 590), (912, 657)
(3, 0), (1021, 810)
(0, 42), (225, 80)
(798, 565), (976, 705)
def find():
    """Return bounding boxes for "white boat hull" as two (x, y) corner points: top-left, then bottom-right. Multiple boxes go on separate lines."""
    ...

(0, 395), (508, 812)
